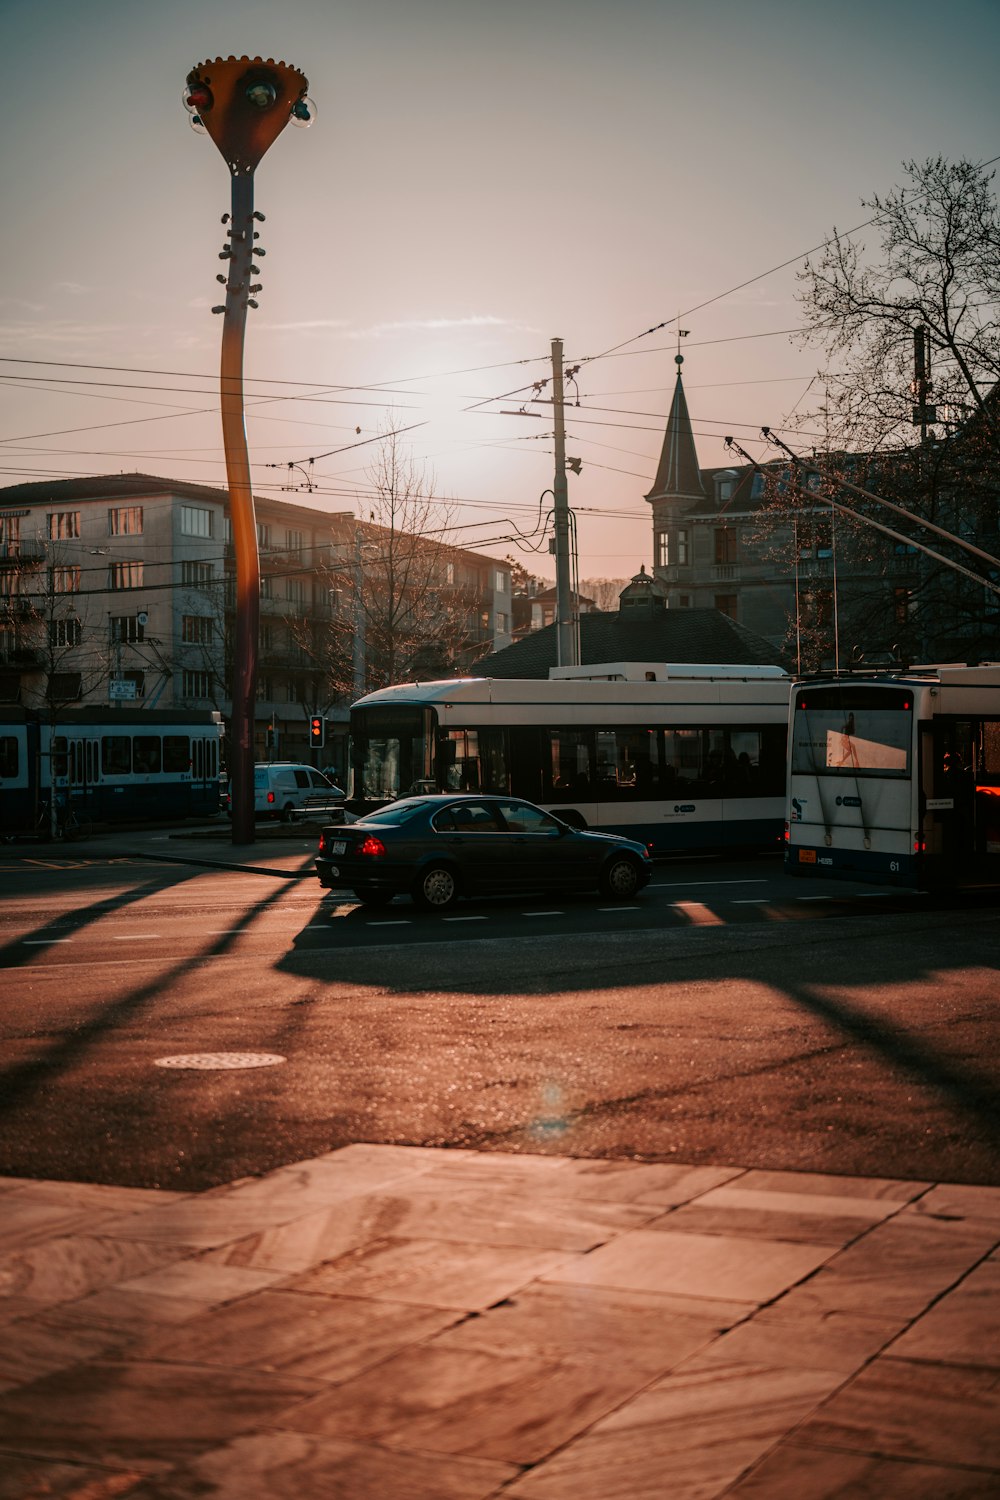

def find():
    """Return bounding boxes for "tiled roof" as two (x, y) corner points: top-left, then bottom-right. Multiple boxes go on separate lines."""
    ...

(0, 473), (232, 506)
(473, 608), (786, 678)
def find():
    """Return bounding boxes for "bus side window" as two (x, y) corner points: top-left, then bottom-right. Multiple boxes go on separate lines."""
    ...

(0, 736), (17, 778)
(102, 736), (131, 776)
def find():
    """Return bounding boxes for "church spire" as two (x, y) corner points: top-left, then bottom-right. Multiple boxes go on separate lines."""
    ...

(645, 354), (706, 504)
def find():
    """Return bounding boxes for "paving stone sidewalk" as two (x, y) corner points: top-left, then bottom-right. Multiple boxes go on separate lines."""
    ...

(1, 1145), (998, 1498)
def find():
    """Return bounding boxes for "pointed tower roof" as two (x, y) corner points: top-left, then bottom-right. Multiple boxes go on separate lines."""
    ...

(645, 355), (706, 504)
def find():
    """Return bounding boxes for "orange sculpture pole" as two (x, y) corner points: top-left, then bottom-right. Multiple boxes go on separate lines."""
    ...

(183, 56), (314, 843)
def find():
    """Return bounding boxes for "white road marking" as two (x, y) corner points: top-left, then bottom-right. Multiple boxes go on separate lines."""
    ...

(731, 899), (770, 904)
(597, 906), (641, 912)
(366, 920), (411, 926)
(651, 879), (768, 888)
(443, 915), (488, 922)
(523, 911), (564, 917)
(112, 933), (162, 940)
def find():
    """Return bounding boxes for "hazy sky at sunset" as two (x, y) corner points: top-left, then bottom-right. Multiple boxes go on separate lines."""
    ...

(2, 0), (997, 578)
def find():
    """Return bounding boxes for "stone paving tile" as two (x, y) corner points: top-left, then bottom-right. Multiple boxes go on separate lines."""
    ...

(0, 1455), (147, 1499)
(0, 1357), (320, 1473)
(276, 1341), (649, 1466)
(797, 1355), (1000, 1471)
(661, 1177), (918, 1247)
(124, 1431), (519, 1499)
(114, 1257), (285, 1305)
(687, 1302), (903, 1375)
(725, 1442), (1000, 1497)
(199, 1147), (443, 1213)
(198, 1198), (404, 1275)
(906, 1182), (1000, 1225)
(890, 1258), (1000, 1369)
(732, 1168), (928, 1204)
(541, 1226), (834, 1305)
(0, 1233), (195, 1308)
(503, 1359), (842, 1499)
(28, 1284), (214, 1343)
(133, 1288), (462, 1382)
(766, 1212), (1000, 1321)
(93, 1196), (333, 1250)
(306, 1181), (662, 1253)
(289, 1235), (575, 1311)
(413, 1154), (742, 1207)
(0, 1310), (125, 1394)
(434, 1280), (738, 1373)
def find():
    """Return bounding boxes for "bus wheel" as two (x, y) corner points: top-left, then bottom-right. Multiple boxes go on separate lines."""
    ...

(413, 863), (459, 911)
(599, 855), (641, 900)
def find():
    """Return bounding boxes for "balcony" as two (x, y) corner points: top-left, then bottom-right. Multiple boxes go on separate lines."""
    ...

(0, 539), (47, 564)
(711, 563), (739, 582)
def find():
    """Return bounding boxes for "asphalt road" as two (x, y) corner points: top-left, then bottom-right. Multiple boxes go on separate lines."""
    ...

(1, 846), (998, 1193)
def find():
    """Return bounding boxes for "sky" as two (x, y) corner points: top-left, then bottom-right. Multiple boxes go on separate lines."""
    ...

(2, 0), (998, 581)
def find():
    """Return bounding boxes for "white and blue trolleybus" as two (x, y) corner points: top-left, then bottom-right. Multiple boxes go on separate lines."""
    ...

(785, 665), (1000, 890)
(348, 663), (790, 854)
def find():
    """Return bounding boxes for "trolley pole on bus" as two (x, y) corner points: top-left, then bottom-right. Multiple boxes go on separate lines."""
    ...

(181, 55), (315, 844)
(551, 337), (579, 668)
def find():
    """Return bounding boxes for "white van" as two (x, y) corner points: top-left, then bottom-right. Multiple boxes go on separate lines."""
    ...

(223, 763), (345, 821)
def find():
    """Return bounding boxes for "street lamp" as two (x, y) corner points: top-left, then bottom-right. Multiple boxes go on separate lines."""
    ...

(182, 55), (315, 844)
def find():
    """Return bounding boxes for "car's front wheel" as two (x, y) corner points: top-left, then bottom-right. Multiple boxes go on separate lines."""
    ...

(599, 854), (641, 900)
(413, 862), (459, 911)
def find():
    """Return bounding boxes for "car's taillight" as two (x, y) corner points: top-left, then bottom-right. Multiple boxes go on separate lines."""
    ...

(267, 791), (275, 804)
(318, 833), (327, 854)
(358, 835), (386, 857)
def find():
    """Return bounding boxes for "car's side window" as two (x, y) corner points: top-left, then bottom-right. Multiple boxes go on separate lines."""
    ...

(496, 801), (561, 835)
(435, 803), (503, 833)
(293, 770), (311, 789)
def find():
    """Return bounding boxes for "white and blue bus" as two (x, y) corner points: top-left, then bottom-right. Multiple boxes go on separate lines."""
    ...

(0, 706), (224, 834)
(785, 665), (1000, 890)
(348, 663), (790, 854)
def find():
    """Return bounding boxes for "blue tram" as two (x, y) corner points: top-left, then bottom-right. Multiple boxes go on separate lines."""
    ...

(0, 706), (224, 833)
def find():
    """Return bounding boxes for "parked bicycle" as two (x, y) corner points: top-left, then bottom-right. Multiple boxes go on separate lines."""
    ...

(34, 798), (91, 842)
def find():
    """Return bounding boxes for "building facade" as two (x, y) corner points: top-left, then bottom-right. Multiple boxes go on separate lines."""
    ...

(0, 474), (513, 772)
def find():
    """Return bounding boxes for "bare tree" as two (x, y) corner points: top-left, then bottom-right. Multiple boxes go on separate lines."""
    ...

(581, 577), (628, 611)
(746, 158), (1000, 665)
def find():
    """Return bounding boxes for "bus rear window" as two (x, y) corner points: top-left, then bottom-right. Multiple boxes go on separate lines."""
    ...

(792, 706), (911, 777)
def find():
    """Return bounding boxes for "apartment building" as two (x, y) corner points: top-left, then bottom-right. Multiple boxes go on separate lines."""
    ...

(0, 474), (513, 768)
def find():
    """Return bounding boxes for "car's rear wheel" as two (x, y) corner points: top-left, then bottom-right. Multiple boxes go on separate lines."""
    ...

(413, 863), (459, 911)
(353, 887), (394, 907)
(599, 854), (641, 900)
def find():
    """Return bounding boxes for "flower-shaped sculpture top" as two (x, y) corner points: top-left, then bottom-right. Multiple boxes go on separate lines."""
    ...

(185, 55), (309, 173)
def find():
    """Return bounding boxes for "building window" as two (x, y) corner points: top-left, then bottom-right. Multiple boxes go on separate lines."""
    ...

(494, 569), (507, 593)
(286, 529), (304, 553)
(182, 615), (213, 644)
(180, 505), (213, 538)
(224, 517), (232, 543)
(893, 587), (912, 625)
(182, 560), (215, 586)
(48, 511), (80, 540)
(714, 593), (738, 620)
(496, 611), (508, 634)
(109, 560), (143, 590)
(286, 578), (305, 605)
(182, 669), (212, 699)
(678, 594), (691, 607)
(47, 670), (83, 702)
(108, 506), (143, 536)
(714, 528), (737, 565)
(259, 575), (273, 600)
(446, 562), (455, 585)
(256, 676), (273, 700)
(49, 617), (82, 647)
(656, 531), (669, 568)
(110, 615), (144, 644)
(285, 679), (300, 703)
(260, 623), (274, 648)
(51, 566), (81, 594)
(257, 522), (272, 549)
(0, 516), (20, 547)
(676, 528), (689, 565)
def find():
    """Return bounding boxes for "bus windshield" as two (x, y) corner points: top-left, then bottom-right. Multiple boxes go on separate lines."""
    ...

(350, 706), (431, 800)
(791, 688), (911, 777)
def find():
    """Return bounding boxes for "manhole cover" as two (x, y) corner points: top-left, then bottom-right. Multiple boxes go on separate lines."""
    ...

(154, 1052), (286, 1070)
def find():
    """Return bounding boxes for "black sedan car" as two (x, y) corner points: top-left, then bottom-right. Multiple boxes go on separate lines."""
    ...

(315, 794), (653, 910)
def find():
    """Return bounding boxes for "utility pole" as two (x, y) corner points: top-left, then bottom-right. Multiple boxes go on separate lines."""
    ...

(551, 337), (578, 667)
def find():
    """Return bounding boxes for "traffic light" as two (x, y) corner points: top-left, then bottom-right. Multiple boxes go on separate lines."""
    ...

(309, 715), (325, 749)
(265, 722), (276, 750)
